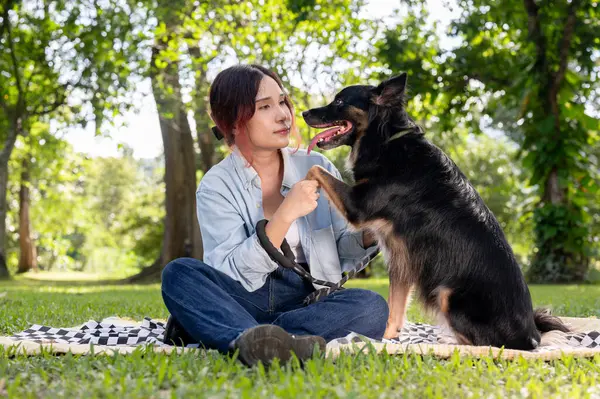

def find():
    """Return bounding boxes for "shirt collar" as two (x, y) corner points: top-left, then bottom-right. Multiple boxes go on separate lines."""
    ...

(231, 146), (299, 191)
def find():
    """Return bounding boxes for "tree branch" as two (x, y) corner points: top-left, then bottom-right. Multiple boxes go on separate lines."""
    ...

(0, 119), (20, 164)
(461, 72), (511, 89)
(32, 91), (67, 116)
(6, 9), (24, 112)
(554, 0), (580, 88)
(0, 92), (9, 116)
(0, 0), (16, 40)
(523, 0), (547, 75)
(24, 62), (37, 93)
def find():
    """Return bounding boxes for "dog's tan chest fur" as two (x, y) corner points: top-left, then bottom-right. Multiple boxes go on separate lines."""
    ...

(364, 218), (415, 284)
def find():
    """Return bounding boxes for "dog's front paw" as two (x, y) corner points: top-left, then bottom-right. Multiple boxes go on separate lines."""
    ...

(383, 320), (404, 340)
(305, 165), (327, 182)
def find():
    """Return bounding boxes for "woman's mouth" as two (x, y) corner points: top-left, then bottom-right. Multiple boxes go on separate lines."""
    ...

(275, 127), (290, 135)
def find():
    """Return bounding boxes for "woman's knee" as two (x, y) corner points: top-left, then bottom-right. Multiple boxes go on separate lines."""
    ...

(362, 290), (389, 322)
(161, 257), (209, 291)
(347, 289), (389, 338)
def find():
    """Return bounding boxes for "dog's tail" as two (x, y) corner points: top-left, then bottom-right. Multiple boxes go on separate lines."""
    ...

(534, 308), (570, 333)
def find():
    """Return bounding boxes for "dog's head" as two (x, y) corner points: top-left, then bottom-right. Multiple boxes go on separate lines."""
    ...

(302, 73), (409, 154)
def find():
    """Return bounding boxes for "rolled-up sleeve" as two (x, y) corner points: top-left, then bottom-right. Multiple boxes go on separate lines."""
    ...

(196, 188), (279, 292)
(321, 160), (379, 272)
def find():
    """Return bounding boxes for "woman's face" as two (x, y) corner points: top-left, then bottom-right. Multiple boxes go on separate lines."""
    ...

(239, 76), (292, 153)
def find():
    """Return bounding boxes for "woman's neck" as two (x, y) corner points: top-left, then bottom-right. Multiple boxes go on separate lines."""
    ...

(251, 148), (283, 186)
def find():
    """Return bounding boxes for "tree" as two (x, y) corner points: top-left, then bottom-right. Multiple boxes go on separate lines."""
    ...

(126, 2), (203, 282)
(0, 0), (151, 278)
(450, 0), (599, 282)
(128, 0), (381, 281)
(16, 145), (37, 273)
(379, 0), (599, 281)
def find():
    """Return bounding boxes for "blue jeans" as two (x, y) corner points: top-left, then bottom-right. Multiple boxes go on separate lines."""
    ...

(161, 257), (388, 352)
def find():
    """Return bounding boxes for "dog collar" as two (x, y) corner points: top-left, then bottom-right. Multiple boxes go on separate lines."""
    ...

(386, 125), (423, 143)
(386, 129), (413, 143)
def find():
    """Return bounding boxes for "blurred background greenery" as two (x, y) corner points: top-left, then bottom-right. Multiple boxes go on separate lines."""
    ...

(0, 0), (598, 284)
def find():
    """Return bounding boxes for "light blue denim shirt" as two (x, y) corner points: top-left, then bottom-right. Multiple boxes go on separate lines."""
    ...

(196, 147), (378, 292)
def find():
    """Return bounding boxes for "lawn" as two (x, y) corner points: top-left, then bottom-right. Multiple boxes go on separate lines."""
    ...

(1, 276), (599, 398)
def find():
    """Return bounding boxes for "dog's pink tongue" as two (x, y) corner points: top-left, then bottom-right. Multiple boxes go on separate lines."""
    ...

(306, 127), (338, 154)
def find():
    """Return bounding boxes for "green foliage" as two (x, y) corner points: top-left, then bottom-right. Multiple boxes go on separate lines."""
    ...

(77, 155), (164, 273)
(451, 0), (599, 283)
(7, 122), (88, 271)
(1, 0), (597, 281)
(6, 134), (164, 274)
(377, 0), (600, 282)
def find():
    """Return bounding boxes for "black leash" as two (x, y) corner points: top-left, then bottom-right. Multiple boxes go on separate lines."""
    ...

(255, 219), (379, 305)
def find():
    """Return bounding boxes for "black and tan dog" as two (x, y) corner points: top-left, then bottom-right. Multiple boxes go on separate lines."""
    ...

(302, 73), (568, 350)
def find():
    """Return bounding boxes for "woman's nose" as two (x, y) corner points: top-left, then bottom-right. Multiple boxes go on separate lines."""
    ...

(277, 105), (290, 121)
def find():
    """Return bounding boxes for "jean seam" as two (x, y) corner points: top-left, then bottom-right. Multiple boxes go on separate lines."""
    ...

(229, 294), (269, 314)
(268, 275), (275, 314)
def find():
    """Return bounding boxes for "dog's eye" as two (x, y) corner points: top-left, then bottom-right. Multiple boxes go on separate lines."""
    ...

(334, 99), (343, 106)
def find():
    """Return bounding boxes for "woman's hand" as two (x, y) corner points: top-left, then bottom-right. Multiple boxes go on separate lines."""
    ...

(274, 179), (320, 223)
(264, 180), (319, 249)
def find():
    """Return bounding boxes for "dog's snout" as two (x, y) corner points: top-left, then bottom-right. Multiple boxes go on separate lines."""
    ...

(302, 110), (309, 118)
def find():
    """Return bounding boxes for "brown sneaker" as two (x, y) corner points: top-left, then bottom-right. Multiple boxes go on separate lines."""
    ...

(163, 315), (196, 347)
(233, 325), (326, 367)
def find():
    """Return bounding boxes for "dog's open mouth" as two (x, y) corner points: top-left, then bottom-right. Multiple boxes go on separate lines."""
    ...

(306, 121), (353, 154)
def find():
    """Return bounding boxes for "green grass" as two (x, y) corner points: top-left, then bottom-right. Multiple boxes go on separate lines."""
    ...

(1, 276), (600, 398)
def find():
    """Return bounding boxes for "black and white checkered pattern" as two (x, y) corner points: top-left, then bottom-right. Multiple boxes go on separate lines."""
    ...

(329, 322), (457, 347)
(568, 330), (600, 348)
(10, 317), (197, 348)
(8, 317), (600, 351)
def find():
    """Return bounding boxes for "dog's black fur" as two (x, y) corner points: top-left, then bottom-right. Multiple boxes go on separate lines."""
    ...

(302, 73), (569, 350)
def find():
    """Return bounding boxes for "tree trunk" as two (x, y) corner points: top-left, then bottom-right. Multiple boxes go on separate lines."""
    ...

(188, 46), (219, 172)
(17, 157), (37, 274)
(0, 122), (20, 280)
(195, 109), (218, 172)
(523, 0), (589, 282)
(0, 164), (9, 280)
(126, 38), (203, 283)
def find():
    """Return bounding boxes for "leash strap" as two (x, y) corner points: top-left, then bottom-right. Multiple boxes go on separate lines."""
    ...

(255, 219), (379, 305)
(301, 248), (379, 305)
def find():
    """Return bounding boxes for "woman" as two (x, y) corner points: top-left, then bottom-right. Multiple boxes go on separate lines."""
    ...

(161, 64), (388, 367)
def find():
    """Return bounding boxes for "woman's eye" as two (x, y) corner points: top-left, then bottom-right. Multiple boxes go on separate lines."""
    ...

(259, 104), (270, 110)
(279, 100), (286, 106)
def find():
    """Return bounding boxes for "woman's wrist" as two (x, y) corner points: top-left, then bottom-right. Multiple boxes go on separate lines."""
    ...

(264, 209), (295, 249)
(272, 205), (296, 225)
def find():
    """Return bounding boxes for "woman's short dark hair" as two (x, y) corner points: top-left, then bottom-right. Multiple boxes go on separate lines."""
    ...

(208, 64), (300, 163)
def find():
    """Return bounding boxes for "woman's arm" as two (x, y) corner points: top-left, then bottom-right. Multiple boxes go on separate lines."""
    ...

(197, 188), (280, 292)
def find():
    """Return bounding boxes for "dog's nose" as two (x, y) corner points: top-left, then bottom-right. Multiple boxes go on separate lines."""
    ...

(301, 110), (309, 117)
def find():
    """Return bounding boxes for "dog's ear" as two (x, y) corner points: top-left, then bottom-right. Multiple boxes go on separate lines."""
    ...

(372, 73), (408, 107)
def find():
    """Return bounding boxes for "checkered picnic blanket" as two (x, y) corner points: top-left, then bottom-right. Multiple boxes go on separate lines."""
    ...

(8, 317), (600, 350)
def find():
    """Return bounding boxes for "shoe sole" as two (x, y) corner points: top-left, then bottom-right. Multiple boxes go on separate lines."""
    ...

(235, 325), (326, 367)
(290, 335), (327, 360)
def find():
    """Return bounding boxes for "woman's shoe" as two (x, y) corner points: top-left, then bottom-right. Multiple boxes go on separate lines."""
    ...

(233, 325), (326, 367)
(163, 315), (196, 346)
